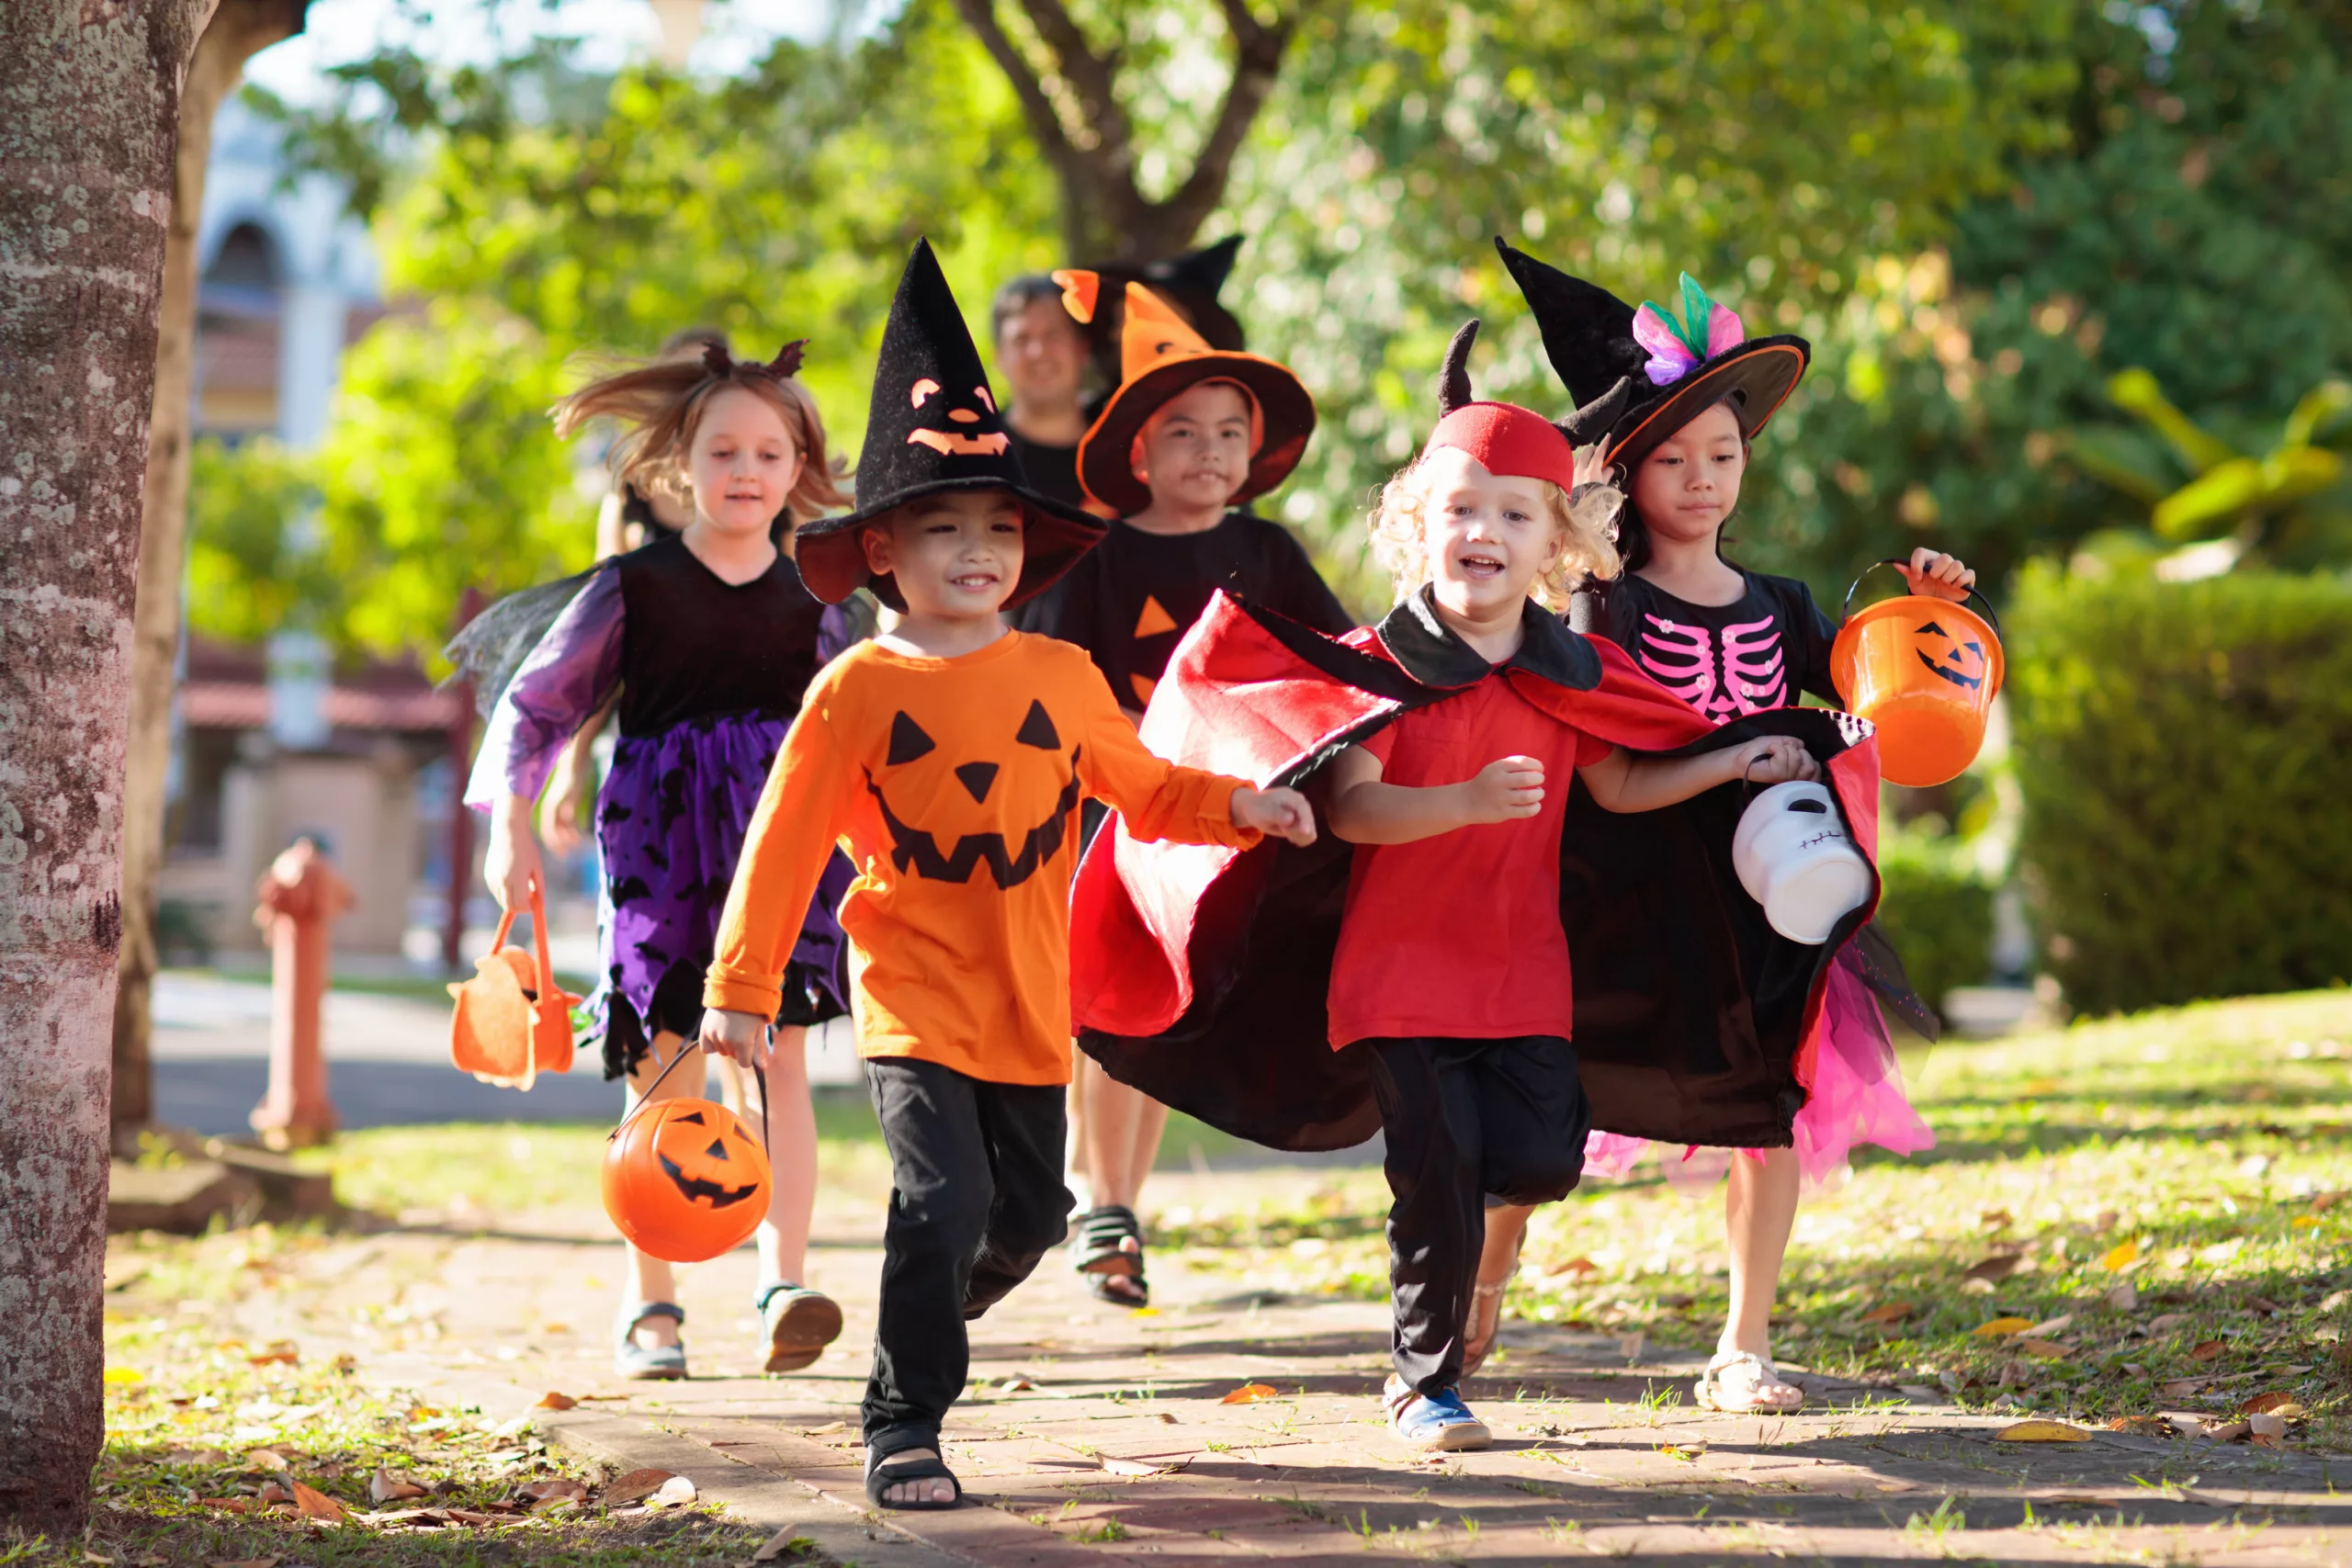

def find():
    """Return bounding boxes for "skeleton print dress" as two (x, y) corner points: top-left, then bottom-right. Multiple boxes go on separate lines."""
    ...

(1572, 568), (1936, 1187)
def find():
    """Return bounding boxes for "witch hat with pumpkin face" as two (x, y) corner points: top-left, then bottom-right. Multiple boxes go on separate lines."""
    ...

(1055, 276), (1316, 518)
(1492, 236), (1811, 477)
(797, 239), (1106, 609)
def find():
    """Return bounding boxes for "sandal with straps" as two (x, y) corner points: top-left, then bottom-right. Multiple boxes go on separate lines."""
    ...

(754, 1281), (843, 1375)
(615, 1301), (686, 1382)
(1694, 1348), (1807, 1413)
(1070, 1204), (1148, 1307)
(864, 1430), (963, 1511)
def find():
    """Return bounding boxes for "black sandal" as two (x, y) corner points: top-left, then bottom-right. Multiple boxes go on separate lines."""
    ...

(864, 1431), (963, 1511)
(1071, 1204), (1148, 1306)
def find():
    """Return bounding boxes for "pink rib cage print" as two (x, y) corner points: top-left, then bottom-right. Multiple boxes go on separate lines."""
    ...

(1635, 612), (1789, 721)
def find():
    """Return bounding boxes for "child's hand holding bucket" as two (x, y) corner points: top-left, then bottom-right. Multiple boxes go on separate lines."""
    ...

(1894, 547), (1976, 603)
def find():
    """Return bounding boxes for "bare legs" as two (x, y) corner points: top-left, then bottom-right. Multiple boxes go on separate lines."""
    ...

(746, 1024), (817, 1285)
(1722, 1146), (1801, 1356)
(1464, 1201), (1534, 1371)
(1080, 1055), (1167, 1210)
(622, 1031), (699, 1350)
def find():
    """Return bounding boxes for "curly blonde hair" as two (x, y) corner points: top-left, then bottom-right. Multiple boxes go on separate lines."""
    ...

(1367, 453), (1623, 610)
(553, 355), (851, 527)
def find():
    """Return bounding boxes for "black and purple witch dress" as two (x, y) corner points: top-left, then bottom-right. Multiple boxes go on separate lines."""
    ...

(462, 532), (854, 1078)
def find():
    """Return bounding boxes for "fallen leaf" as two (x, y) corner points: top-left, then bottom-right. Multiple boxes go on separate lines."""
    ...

(753, 1532), (818, 1563)
(1549, 1256), (1600, 1279)
(2190, 1339), (2227, 1362)
(797, 1420), (848, 1436)
(195, 1498), (251, 1514)
(246, 1449), (291, 1472)
(2107, 1415), (2175, 1436)
(997, 1375), (1035, 1392)
(1963, 1255), (2023, 1283)
(2247, 1412), (2290, 1439)
(2158, 1377), (2211, 1397)
(1860, 1302), (1914, 1325)
(602, 1468), (677, 1506)
(246, 1343), (299, 1367)
(85, 1551), (115, 1564)
(2120, 1362), (2146, 1377)
(292, 1480), (347, 1522)
(1656, 1440), (1707, 1461)
(2106, 1282), (2139, 1311)
(1960, 1277), (1996, 1295)
(1995, 1420), (2091, 1442)
(1219, 1382), (1282, 1404)
(2017, 1314), (2075, 1338)
(369, 1470), (426, 1504)
(2015, 1338), (2072, 1358)
(256, 1482), (291, 1506)
(1972, 1316), (2035, 1338)
(2100, 1240), (2141, 1272)
(332, 1353), (357, 1373)
(534, 1392), (578, 1411)
(2292, 1215), (2323, 1230)
(647, 1475), (697, 1508)
(536, 1496), (582, 1515)
(1979, 1209), (2014, 1231)
(2204, 1419), (2253, 1443)
(2148, 1312), (2194, 1334)
(2238, 1392), (2306, 1417)
(1100, 1456), (1183, 1476)
(2314, 1192), (2346, 1213)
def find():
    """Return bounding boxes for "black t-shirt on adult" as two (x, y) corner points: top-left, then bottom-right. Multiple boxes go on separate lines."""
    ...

(1574, 569), (1840, 724)
(1007, 431), (1085, 510)
(1019, 510), (1355, 710)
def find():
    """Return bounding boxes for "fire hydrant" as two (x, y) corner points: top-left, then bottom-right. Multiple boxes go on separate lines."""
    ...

(250, 837), (353, 1149)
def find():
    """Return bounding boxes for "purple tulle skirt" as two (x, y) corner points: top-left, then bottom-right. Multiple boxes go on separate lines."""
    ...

(588, 710), (851, 1080)
(1581, 943), (1935, 1190)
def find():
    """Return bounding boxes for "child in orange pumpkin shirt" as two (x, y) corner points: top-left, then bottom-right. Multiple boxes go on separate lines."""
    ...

(698, 241), (1315, 1512)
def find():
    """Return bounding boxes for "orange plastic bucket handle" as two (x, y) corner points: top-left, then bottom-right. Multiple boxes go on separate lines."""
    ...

(1842, 558), (2003, 644)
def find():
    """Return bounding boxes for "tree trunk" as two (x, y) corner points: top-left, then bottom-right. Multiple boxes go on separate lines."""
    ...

(114, 0), (311, 1145)
(0, 0), (211, 1533)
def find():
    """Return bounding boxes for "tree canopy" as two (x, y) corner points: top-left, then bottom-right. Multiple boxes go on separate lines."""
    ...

(197, 0), (2352, 658)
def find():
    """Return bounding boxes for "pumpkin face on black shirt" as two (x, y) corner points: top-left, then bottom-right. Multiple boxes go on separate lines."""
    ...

(1017, 511), (1354, 710)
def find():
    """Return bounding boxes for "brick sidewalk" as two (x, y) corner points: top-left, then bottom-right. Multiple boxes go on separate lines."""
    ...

(190, 1180), (2349, 1566)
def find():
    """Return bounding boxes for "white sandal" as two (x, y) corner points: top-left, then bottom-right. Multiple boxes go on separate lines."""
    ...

(1695, 1349), (1806, 1413)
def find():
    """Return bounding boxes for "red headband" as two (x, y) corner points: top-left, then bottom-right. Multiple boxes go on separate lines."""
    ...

(1421, 401), (1577, 491)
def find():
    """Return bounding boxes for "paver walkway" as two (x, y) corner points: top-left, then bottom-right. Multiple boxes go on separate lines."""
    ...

(165, 1167), (2352, 1566)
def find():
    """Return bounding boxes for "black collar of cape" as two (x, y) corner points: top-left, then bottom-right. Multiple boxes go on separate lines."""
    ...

(1374, 585), (1603, 693)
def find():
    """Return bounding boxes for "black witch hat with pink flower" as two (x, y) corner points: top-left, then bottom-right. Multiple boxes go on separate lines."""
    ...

(1493, 237), (1811, 476)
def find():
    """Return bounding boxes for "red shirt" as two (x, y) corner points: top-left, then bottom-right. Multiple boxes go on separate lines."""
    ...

(1326, 671), (1611, 1048)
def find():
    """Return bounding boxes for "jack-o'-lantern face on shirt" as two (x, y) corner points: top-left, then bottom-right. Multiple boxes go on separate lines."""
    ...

(862, 696), (1080, 888)
(905, 377), (1012, 457)
(1913, 619), (1987, 691)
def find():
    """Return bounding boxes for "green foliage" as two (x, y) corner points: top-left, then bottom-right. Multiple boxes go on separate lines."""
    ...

(2007, 562), (2352, 1015)
(1873, 826), (1996, 1017)
(1757, 0), (2352, 596)
(1225, 0), (2075, 607)
(187, 435), (331, 645)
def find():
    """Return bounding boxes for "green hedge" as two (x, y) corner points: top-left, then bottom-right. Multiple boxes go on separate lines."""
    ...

(2007, 565), (2352, 1014)
(1873, 831), (1995, 1021)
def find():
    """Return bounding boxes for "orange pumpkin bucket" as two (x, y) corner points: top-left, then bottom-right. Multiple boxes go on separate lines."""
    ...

(603, 1049), (773, 1263)
(447, 878), (580, 1090)
(1830, 560), (2005, 788)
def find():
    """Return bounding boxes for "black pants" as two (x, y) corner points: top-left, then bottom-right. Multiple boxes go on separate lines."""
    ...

(863, 1057), (1073, 1444)
(1364, 1034), (1590, 1395)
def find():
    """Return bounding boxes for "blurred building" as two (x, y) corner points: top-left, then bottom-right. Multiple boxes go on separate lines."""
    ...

(160, 102), (471, 963)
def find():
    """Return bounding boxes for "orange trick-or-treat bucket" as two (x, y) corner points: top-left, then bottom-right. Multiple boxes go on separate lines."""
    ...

(447, 878), (579, 1091)
(604, 1053), (773, 1263)
(1829, 560), (2005, 788)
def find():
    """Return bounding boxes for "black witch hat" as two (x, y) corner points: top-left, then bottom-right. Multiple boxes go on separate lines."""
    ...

(1493, 237), (1811, 475)
(797, 239), (1106, 610)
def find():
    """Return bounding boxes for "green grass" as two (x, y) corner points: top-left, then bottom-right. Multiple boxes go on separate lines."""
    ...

(7, 1270), (780, 1566)
(1151, 989), (2352, 1447)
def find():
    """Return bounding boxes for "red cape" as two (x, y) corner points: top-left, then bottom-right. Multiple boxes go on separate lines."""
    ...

(1071, 591), (1884, 1152)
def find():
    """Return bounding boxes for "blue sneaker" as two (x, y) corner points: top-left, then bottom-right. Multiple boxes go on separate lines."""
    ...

(1384, 1374), (1490, 1452)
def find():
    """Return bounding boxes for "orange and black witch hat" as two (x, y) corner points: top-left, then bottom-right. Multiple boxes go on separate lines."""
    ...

(1059, 276), (1316, 518)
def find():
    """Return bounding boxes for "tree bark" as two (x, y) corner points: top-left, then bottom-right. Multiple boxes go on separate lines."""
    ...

(949, 0), (1301, 262)
(114, 0), (311, 1145)
(0, 0), (212, 1533)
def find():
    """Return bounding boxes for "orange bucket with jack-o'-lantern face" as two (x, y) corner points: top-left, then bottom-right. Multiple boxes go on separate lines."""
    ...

(1830, 559), (2004, 788)
(603, 1047), (774, 1263)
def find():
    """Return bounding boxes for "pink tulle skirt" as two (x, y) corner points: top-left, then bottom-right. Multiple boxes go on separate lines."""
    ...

(1581, 944), (1935, 1191)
